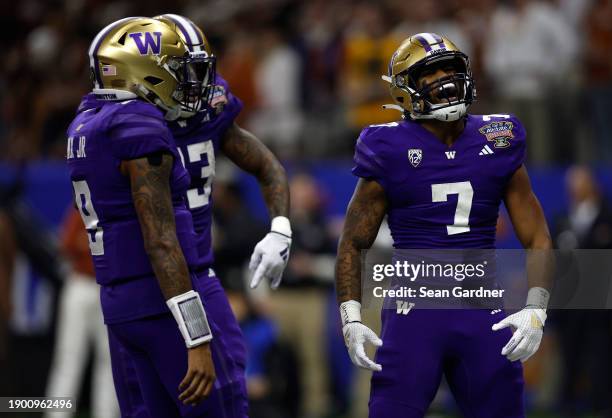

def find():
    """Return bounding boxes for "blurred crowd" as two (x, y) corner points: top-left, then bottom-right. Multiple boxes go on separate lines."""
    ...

(1, 0), (612, 417)
(1, 0), (612, 163)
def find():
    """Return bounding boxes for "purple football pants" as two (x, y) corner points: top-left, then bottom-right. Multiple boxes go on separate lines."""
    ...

(107, 272), (248, 418)
(369, 309), (524, 418)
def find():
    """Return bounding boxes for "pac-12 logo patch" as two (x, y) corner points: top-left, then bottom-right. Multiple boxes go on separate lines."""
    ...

(479, 121), (514, 148)
(408, 148), (423, 167)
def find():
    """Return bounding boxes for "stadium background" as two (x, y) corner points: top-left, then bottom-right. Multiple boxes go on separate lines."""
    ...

(1, 0), (611, 417)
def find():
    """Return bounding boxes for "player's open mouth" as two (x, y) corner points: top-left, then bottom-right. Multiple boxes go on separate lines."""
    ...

(433, 83), (459, 103)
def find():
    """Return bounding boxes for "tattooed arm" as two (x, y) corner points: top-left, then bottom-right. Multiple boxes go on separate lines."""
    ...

(221, 122), (292, 289)
(122, 153), (216, 404)
(221, 122), (289, 218)
(336, 178), (387, 304)
(121, 153), (191, 299)
(336, 179), (387, 371)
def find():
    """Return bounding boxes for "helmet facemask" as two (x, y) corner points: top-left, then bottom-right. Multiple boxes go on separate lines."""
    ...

(396, 53), (476, 122)
(164, 53), (216, 119)
(151, 14), (218, 120)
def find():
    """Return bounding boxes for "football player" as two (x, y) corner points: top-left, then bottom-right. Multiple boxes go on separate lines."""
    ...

(336, 33), (553, 417)
(152, 14), (291, 292)
(67, 17), (253, 418)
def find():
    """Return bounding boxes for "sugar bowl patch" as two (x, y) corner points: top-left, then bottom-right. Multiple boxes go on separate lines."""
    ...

(479, 121), (514, 148)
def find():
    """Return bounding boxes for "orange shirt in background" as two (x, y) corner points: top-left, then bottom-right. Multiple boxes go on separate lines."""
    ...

(60, 207), (95, 278)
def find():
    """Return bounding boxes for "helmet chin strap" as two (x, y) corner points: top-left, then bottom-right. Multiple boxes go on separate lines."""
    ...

(382, 104), (405, 112)
(382, 73), (471, 122)
(132, 84), (190, 121)
(429, 103), (467, 121)
(158, 102), (197, 121)
(381, 102), (467, 122)
(159, 101), (181, 121)
(409, 103), (467, 122)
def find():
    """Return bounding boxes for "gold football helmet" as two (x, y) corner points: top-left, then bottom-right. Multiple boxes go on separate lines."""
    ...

(89, 17), (209, 120)
(382, 33), (476, 122)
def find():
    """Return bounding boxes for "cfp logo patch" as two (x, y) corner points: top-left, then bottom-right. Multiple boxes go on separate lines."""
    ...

(129, 32), (162, 55)
(408, 148), (423, 167)
(479, 121), (514, 148)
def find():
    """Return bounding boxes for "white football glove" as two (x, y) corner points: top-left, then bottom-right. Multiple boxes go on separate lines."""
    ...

(340, 300), (383, 372)
(249, 216), (291, 289)
(492, 287), (549, 363)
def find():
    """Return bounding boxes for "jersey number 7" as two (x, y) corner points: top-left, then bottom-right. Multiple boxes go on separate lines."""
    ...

(431, 181), (473, 235)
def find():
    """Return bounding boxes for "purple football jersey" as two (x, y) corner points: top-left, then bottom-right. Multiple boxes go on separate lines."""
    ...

(353, 114), (526, 249)
(66, 94), (199, 323)
(168, 75), (243, 268)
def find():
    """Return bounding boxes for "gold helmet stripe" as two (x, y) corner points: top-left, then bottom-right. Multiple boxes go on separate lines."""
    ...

(162, 14), (204, 53)
(88, 16), (142, 88)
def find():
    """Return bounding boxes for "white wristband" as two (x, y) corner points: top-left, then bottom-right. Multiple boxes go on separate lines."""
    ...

(526, 287), (550, 310)
(166, 290), (213, 348)
(271, 216), (292, 237)
(339, 300), (362, 327)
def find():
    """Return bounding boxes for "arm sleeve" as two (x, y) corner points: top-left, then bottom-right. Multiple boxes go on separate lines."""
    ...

(352, 127), (386, 185)
(108, 102), (175, 160)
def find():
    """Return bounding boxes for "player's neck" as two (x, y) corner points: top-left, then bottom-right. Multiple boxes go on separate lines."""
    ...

(419, 117), (466, 147)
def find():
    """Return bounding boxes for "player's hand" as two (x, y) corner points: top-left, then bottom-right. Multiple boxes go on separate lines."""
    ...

(249, 231), (291, 289)
(343, 322), (383, 372)
(492, 308), (546, 363)
(179, 343), (216, 406)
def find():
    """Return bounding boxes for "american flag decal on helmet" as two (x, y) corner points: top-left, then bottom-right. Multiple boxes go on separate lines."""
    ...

(101, 65), (116, 76)
(88, 16), (141, 89)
